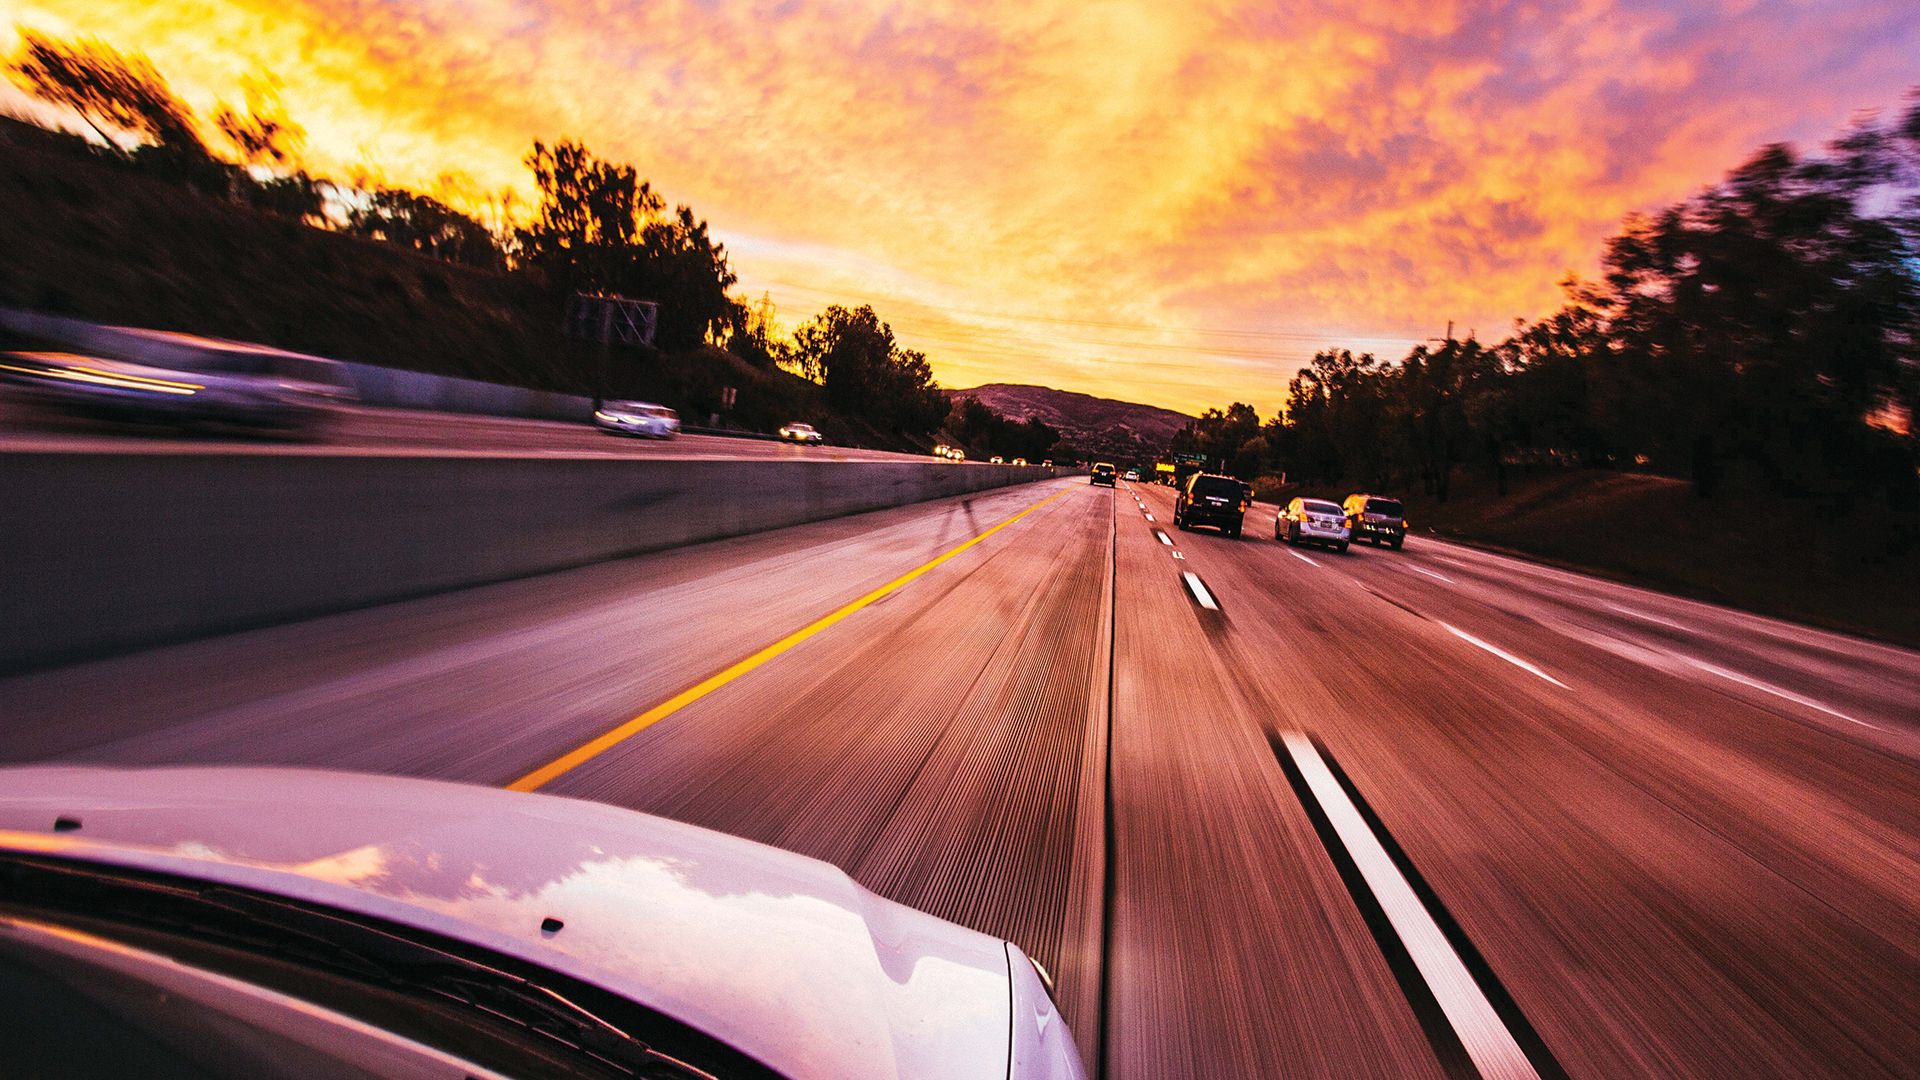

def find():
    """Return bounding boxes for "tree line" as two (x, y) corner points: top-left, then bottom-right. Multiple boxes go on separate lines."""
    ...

(1174, 94), (1920, 526)
(5, 29), (979, 442)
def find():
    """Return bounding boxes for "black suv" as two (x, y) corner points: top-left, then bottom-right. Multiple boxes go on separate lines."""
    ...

(1342, 493), (1406, 548)
(1090, 463), (1117, 486)
(1175, 473), (1247, 536)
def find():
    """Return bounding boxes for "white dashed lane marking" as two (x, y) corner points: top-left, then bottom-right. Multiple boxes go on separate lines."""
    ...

(1280, 734), (1543, 1080)
(1677, 655), (1883, 730)
(1287, 549), (1321, 567)
(1439, 623), (1567, 688)
(1183, 572), (1218, 610)
(1156, 531), (1173, 546)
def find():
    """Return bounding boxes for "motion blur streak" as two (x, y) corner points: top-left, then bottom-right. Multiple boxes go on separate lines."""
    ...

(1281, 732), (1540, 1080)
(5, 478), (1920, 1076)
(506, 484), (1074, 791)
(1438, 623), (1568, 689)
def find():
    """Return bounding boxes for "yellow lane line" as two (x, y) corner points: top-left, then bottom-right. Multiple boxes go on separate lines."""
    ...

(507, 483), (1080, 791)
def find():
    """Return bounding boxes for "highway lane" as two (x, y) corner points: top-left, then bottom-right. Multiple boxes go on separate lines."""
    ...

(1133, 479), (1920, 1078)
(0, 395), (946, 461)
(1104, 485), (1447, 1078)
(0, 476), (1115, 1050)
(3, 471), (1919, 1077)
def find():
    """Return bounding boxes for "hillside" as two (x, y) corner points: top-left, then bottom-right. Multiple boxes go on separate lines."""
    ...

(1255, 467), (1920, 647)
(0, 116), (919, 450)
(945, 383), (1190, 464)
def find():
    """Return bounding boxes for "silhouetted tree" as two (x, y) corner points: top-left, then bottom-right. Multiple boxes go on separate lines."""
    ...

(789, 305), (948, 434)
(944, 397), (1060, 460)
(516, 139), (735, 348)
(347, 188), (504, 270)
(213, 74), (303, 168)
(517, 139), (657, 295)
(6, 30), (205, 155)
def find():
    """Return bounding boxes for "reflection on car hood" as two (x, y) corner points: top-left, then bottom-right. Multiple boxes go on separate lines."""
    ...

(0, 766), (1012, 1080)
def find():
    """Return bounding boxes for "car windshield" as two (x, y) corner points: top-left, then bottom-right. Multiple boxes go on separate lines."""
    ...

(1303, 500), (1342, 514)
(1365, 498), (1404, 517)
(1192, 477), (1241, 499)
(1, 853), (770, 1080)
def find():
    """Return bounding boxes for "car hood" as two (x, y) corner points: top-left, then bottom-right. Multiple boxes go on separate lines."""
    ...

(0, 766), (1014, 1080)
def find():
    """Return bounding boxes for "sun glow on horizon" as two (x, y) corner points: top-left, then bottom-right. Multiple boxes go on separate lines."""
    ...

(5, 0), (1918, 416)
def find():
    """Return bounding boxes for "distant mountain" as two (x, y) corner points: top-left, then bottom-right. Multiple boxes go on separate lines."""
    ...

(945, 383), (1191, 464)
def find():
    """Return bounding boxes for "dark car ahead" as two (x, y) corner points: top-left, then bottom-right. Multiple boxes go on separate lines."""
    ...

(1090, 462), (1117, 486)
(1174, 473), (1247, 536)
(1343, 493), (1406, 549)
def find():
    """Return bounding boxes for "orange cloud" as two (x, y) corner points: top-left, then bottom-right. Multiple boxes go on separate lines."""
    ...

(5, 0), (1917, 415)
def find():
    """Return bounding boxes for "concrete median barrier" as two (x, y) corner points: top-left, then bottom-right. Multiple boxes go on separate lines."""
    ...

(0, 453), (1067, 672)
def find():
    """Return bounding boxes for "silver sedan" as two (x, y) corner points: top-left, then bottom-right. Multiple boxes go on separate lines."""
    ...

(594, 399), (681, 438)
(1279, 496), (1352, 551)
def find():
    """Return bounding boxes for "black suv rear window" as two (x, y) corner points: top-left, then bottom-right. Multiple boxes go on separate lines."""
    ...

(1365, 498), (1403, 517)
(1192, 476), (1242, 499)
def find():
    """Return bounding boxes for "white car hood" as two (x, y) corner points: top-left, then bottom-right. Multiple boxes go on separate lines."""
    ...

(0, 766), (1015, 1080)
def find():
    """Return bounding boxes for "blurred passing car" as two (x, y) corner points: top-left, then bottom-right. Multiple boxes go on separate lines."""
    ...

(1123, 470), (1140, 481)
(1174, 473), (1246, 536)
(1343, 493), (1406, 549)
(0, 766), (1088, 1080)
(1013, 457), (1027, 466)
(990, 455), (1004, 463)
(1089, 462), (1116, 486)
(0, 349), (352, 435)
(1281, 497), (1351, 551)
(778, 421), (824, 444)
(595, 400), (680, 438)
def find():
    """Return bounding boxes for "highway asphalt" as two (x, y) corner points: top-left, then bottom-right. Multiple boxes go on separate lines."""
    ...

(2, 476), (1917, 1078)
(0, 396), (937, 460)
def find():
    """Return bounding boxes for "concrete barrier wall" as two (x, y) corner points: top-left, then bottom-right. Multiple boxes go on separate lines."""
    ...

(0, 454), (1062, 673)
(338, 362), (593, 421)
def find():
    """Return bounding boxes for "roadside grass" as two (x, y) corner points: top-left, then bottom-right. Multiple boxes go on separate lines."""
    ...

(1258, 468), (1920, 648)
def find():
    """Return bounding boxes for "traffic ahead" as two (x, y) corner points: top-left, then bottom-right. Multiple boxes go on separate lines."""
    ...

(5, 475), (1916, 1078)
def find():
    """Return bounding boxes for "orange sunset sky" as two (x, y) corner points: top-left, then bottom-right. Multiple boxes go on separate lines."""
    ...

(4, 1), (1919, 416)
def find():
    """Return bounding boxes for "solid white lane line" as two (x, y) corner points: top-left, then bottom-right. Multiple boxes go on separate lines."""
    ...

(1439, 623), (1567, 688)
(1183, 572), (1218, 609)
(1678, 655), (1883, 730)
(1606, 603), (1691, 632)
(1281, 734), (1541, 1080)
(1288, 549), (1321, 567)
(1405, 564), (1454, 584)
(1156, 531), (1173, 546)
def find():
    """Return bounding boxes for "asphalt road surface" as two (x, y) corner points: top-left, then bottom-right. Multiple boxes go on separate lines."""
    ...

(0, 395), (935, 460)
(3, 476), (1917, 1078)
